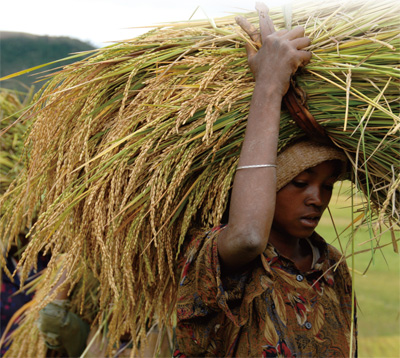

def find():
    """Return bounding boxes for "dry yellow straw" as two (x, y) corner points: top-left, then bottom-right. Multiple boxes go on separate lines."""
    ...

(0, 0), (399, 356)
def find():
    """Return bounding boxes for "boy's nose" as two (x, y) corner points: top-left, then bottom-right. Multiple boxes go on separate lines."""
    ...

(305, 186), (323, 207)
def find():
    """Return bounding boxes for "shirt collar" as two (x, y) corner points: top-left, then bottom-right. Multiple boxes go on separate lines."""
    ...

(263, 233), (335, 286)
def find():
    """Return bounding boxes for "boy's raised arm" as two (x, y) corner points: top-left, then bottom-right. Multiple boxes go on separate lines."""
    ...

(217, 3), (311, 271)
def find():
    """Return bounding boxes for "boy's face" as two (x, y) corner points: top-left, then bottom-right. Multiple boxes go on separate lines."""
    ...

(272, 160), (340, 240)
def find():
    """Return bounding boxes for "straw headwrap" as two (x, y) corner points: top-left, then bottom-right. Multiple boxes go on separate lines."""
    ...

(276, 140), (348, 191)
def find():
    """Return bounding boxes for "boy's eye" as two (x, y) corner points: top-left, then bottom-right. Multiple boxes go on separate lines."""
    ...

(323, 184), (334, 191)
(292, 181), (307, 188)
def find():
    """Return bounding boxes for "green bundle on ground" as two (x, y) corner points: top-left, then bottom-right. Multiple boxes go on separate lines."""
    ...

(0, 0), (399, 356)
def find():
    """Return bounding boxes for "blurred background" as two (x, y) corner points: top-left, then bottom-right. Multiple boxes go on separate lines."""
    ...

(1, 0), (285, 91)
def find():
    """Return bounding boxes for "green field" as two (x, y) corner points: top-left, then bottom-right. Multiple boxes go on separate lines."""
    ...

(318, 182), (400, 358)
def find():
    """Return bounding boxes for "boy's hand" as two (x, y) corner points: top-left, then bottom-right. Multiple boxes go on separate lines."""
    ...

(236, 2), (311, 96)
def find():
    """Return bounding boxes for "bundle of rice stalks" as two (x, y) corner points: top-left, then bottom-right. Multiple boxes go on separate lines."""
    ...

(0, 88), (33, 194)
(1, 0), (399, 355)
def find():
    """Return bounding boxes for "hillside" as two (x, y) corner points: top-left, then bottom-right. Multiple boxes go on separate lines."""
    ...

(0, 31), (96, 92)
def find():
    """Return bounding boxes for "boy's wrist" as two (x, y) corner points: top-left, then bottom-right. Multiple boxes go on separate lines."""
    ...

(253, 80), (287, 101)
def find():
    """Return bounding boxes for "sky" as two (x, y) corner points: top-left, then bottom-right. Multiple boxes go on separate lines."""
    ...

(1, 0), (293, 47)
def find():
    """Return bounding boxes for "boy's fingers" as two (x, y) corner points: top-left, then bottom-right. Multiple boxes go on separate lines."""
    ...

(291, 37), (311, 50)
(295, 51), (312, 68)
(275, 29), (289, 37)
(283, 26), (307, 41)
(235, 16), (261, 47)
(300, 51), (313, 66)
(256, 2), (275, 39)
(244, 42), (257, 62)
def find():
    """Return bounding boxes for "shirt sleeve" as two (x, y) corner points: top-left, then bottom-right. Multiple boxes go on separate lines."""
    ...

(174, 226), (271, 357)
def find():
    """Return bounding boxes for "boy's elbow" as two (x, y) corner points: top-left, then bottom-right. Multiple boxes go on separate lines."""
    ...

(233, 228), (267, 257)
(218, 225), (269, 269)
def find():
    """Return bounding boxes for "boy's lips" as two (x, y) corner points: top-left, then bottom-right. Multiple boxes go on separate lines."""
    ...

(300, 213), (321, 228)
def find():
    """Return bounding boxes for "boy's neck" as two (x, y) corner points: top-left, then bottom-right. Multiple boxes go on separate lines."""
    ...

(269, 232), (314, 272)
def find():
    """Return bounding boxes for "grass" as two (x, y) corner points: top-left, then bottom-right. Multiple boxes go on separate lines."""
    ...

(319, 182), (400, 358)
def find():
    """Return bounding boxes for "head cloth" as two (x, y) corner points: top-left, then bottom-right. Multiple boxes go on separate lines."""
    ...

(276, 140), (348, 191)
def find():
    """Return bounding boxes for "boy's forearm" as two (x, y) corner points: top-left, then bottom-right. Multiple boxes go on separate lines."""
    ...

(218, 83), (281, 268)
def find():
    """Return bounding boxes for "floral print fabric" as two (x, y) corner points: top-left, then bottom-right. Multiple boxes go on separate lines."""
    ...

(174, 226), (357, 357)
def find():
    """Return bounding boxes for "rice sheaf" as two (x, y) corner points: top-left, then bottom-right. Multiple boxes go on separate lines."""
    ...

(0, 0), (399, 355)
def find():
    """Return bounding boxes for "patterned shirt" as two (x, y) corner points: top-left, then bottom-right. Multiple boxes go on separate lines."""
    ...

(174, 226), (357, 357)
